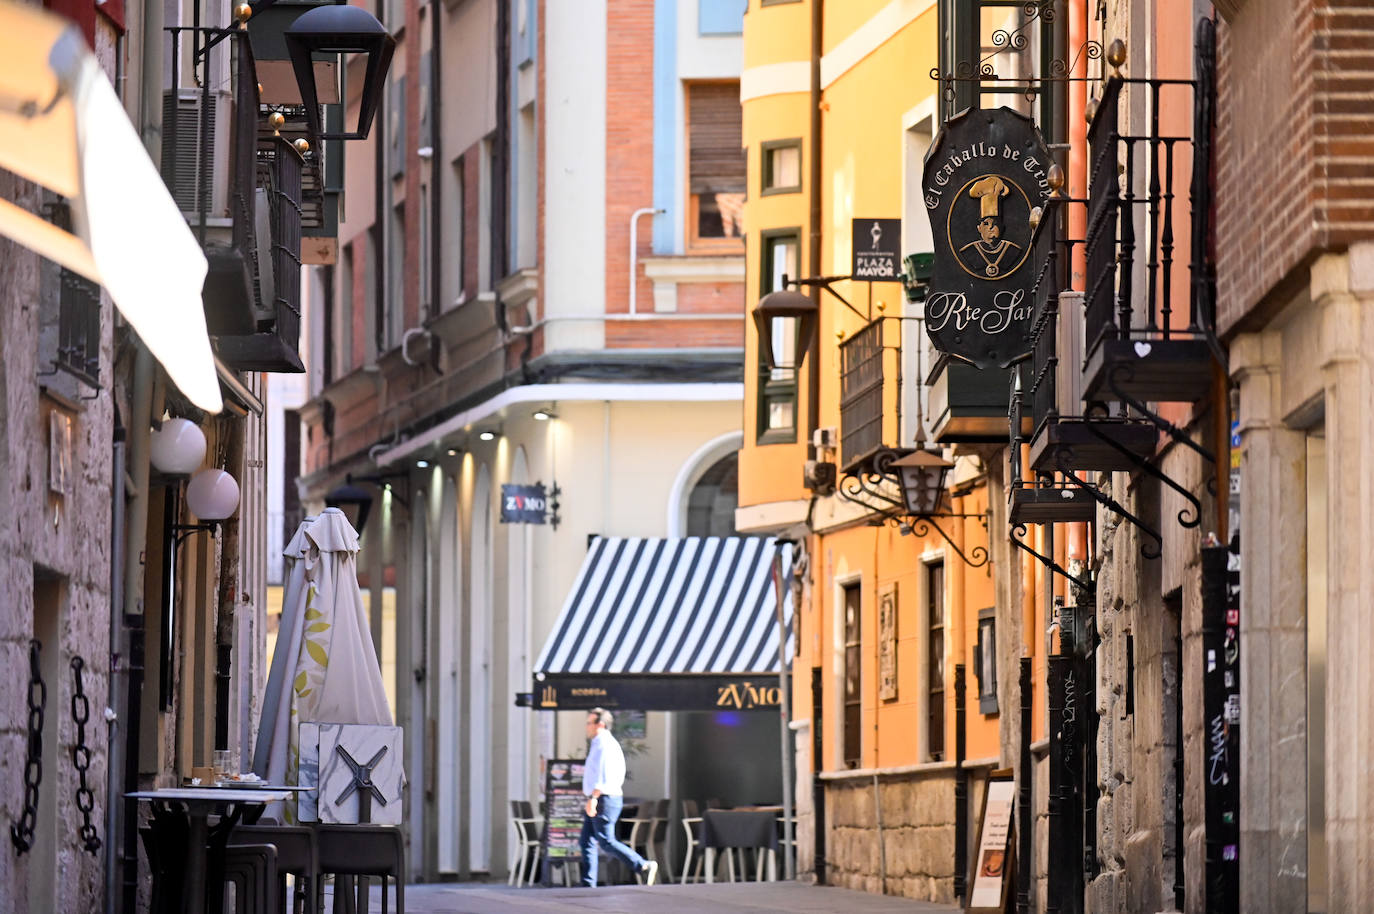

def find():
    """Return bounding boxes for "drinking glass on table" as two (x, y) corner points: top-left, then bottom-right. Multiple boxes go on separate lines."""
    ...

(213, 750), (234, 780)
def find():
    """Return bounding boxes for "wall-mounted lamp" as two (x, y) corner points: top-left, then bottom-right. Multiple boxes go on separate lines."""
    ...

(285, 3), (396, 142)
(838, 446), (988, 568)
(752, 281), (819, 371)
(170, 467), (241, 550)
(416, 459), (430, 469)
(149, 418), (207, 476)
(478, 429), (498, 442)
(446, 448), (460, 457)
(532, 408), (556, 421)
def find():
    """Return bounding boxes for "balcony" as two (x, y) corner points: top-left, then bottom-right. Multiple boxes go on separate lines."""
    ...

(1080, 21), (1220, 407)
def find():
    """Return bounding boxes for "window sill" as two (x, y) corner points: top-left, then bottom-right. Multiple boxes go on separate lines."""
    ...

(755, 428), (798, 446)
(760, 185), (802, 197)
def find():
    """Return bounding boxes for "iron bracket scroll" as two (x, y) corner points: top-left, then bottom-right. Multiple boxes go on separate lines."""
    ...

(837, 447), (992, 569)
(1009, 522), (1094, 592)
(1054, 447), (1165, 560)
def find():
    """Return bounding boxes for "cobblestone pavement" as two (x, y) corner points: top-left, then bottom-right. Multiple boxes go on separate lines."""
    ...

(330, 880), (958, 913)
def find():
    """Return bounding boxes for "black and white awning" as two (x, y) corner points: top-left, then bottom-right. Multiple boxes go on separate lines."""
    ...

(531, 536), (794, 711)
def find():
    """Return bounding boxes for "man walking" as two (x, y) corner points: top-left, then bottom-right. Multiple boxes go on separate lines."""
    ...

(579, 708), (659, 887)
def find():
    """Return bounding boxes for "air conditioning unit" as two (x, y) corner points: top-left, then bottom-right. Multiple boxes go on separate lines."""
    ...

(1057, 291), (1085, 414)
(804, 460), (837, 495)
(812, 427), (839, 450)
(160, 89), (233, 221)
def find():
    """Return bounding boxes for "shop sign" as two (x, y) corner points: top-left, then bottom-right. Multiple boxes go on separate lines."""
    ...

(852, 218), (902, 280)
(531, 675), (782, 712)
(540, 758), (587, 883)
(501, 483), (547, 524)
(922, 107), (1052, 368)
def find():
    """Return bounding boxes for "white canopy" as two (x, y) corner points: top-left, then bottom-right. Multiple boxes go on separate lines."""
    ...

(0, 0), (221, 413)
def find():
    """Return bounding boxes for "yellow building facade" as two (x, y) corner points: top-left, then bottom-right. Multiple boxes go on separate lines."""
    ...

(737, 1), (1006, 901)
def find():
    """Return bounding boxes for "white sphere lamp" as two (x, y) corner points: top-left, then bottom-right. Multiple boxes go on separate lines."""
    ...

(149, 418), (207, 475)
(186, 468), (240, 521)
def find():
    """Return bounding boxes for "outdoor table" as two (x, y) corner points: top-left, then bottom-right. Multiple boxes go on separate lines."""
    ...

(128, 786), (295, 914)
(700, 808), (779, 883)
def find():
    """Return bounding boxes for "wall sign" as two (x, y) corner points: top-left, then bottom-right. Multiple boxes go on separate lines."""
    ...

(878, 583), (898, 701)
(922, 107), (1052, 369)
(852, 218), (902, 280)
(501, 483), (547, 524)
(532, 674), (783, 711)
(968, 774), (1016, 913)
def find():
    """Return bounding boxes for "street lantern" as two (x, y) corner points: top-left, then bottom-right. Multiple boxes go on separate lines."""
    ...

(752, 282), (818, 370)
(325, 480), (374, 535)
(890, 447), (954, 516)
(285, 3), (396, 141)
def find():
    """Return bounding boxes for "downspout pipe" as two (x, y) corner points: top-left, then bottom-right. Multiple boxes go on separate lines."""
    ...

(628, 207), (664, 315)
(430, 0), (443, 324)
(105, 418), (125, 914)
(806, 0), (822, 461)
(120, 348), (157, 914)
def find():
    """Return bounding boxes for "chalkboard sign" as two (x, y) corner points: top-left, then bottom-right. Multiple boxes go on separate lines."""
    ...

(540, 758), (586, 884)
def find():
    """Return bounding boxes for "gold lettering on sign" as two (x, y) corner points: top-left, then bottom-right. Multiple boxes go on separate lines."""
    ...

(715, 681), (782, 710)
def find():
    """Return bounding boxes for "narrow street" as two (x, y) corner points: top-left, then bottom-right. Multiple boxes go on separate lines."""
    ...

(332, 881), (958, 914)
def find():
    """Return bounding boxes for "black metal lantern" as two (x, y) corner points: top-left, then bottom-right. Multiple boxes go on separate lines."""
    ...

(285, 3), (396, 141)
(752, 282), (818, 370)
(325, 481), (374, 534)
(890, 447), (954, 516)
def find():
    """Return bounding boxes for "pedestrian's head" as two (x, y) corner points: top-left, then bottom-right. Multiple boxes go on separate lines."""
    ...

(586, 708), (613, 737)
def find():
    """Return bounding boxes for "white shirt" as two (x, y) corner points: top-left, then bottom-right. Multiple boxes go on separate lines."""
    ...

(582, 729), (627, 797)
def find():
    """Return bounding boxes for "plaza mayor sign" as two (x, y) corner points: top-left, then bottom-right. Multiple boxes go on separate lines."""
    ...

(922, 107), (1052, 369)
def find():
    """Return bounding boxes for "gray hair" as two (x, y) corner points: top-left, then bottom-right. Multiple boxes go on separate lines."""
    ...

(588, 707), (614, 729)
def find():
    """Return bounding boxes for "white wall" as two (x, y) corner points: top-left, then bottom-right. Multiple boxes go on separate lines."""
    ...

(543, 0), (607, 351)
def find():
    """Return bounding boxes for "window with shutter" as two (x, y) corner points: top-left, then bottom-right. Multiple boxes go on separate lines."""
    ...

(686, 81), (745, 248)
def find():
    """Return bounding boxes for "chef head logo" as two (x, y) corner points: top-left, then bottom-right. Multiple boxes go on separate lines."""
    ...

(950, 174), (1033, 280)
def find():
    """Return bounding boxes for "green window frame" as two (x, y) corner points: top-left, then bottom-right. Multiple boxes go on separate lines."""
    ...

(756, 228), (801, 444)
(760, 138), (803, 196)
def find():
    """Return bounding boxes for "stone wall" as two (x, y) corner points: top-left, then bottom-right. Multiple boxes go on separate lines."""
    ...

(1087, 424), (1216, 914)
(823, 766), (958, 903)
(0, 164), (115, 913)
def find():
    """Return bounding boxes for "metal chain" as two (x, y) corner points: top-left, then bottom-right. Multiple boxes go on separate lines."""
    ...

(11, 639), (45, 855)
(69, 656), (100, 855)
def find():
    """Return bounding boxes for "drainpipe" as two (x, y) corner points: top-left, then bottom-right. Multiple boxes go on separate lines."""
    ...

(628, 207), (663, 315)
(430, 0), (443, 324)
(120, 348), (157, 914)
(106, 416), (125, 914)
(806, 0), (822, 462)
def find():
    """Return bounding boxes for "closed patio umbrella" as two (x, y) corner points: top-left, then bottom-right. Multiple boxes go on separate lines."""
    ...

(251, 515), (316, 784)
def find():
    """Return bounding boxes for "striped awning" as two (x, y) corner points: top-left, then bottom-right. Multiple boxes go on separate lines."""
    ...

(531, 536), (793, 711)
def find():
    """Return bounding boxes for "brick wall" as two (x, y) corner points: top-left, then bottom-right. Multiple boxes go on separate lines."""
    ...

(605, 0), (656, 324)
(1216, 0), (1374, 333)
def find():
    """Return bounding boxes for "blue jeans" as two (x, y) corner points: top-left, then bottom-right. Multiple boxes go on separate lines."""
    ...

(578, 795), (647, 886)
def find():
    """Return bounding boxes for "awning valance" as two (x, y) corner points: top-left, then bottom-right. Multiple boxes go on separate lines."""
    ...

(532, 536), (793, 711)
(0, 0), (221, 412)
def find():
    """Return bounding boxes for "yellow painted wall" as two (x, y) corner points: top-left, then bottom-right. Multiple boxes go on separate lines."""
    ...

(741, 1), (1009, 774)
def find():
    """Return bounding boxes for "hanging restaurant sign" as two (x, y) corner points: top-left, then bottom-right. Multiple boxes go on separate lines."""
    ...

(500, 483), (547, 524)
(921, 107), (1052, 369)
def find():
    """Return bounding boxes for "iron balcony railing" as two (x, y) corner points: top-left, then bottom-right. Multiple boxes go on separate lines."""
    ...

(839, 319), (885, 471)
(1083, 19), (1217, 358)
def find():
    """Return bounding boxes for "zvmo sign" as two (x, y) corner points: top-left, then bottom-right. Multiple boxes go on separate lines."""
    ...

(501, 483), (547, 524)
(715, 680), (782, 710)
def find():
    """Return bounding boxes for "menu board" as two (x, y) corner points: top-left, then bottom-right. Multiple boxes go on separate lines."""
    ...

(540, 759), (586, 884)
(968, 776), (1015, 913)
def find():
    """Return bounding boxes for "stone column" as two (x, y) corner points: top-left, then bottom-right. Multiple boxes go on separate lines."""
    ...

(1229, 330), (1308, 913)
(1315, 245), (1374, 909)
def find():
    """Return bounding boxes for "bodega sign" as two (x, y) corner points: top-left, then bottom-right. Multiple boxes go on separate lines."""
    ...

(922, 107), (1052, 368)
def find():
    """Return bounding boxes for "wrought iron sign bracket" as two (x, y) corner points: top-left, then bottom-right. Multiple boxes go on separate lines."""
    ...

(171, 521), (220, 552)
(785, 274), (869, 323)
(836, 457), (991, 570)
(1010, 522), (1094, 592)
(1053, 449), (1165, 560)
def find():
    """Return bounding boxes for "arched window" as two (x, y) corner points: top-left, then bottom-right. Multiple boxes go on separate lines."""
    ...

(685, 452), (739, 537)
